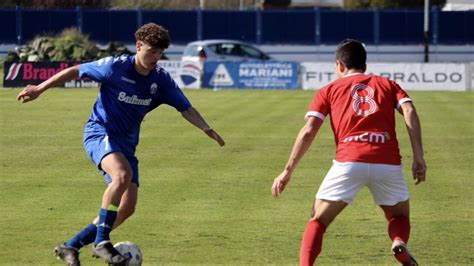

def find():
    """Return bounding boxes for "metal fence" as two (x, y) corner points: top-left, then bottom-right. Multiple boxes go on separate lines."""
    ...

(0, 7), (472, 45)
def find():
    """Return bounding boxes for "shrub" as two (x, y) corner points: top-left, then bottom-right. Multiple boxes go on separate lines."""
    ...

(6, 27), (132, 62)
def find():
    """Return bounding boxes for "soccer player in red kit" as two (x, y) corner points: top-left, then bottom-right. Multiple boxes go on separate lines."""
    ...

(271, 39), (426, 266)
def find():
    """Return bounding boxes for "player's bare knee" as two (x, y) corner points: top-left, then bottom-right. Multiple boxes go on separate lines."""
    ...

(112, 169), (133, 188)
(381, 200), (409, 220)
(310, 215), (333, 227)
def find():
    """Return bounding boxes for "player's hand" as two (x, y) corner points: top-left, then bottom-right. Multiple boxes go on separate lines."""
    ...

(17, 84), (43, 103)
(412, 156), (426, 185)
(204, 128), (225, 147)
(272, 171), (292, 198)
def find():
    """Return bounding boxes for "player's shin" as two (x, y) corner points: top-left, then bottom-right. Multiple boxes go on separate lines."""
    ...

(388, 216), (410, 243)
(66, 223), (98, 249)
(300, 219), (327, 266)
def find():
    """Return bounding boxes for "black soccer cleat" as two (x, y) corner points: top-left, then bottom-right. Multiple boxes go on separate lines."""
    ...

(392, 242), (419, 266)
(54, 243), (81, 266)
(92, 241), (127, 266)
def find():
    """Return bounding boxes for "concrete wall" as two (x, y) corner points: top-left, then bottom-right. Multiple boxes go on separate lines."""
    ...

(2, 43), (473, 63)
(161, 44), (474, 63)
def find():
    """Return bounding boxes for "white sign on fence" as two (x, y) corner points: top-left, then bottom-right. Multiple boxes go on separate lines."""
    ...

(158, 60), (201, 89)
(301, 63), (336, 90)
(301, 62), (470, 91)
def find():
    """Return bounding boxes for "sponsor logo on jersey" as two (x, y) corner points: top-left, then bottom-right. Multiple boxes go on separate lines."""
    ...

(117, 92), (151, 106)
(343, 132), (387, 144)
(150, 83), (158, 94)
(121, 76), (136, 84)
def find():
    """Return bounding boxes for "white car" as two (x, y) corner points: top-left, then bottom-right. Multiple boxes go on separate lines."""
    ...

(181, 39), (271, 62)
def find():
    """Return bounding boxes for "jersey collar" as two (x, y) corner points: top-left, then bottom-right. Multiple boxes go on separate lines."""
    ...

(343, 72), (365, 78)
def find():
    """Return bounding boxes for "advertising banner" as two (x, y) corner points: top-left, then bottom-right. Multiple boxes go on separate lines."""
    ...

(203, 61), (300, 89)
(301, 62), (469, 91)
(3, 60), (202, 89)
(301, 63), (336, 90)
(3, 61), (98, 88)
(158, 60), (201, 89)
(367, 63), (468, 91)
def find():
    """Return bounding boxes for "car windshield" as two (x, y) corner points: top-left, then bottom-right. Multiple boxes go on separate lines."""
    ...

(183, 41), (270, 61)
(209, 43), (240, 56)
(240, 45), (263, 59)
(209, 43), (265, 59)
(183, 45), (201, 56)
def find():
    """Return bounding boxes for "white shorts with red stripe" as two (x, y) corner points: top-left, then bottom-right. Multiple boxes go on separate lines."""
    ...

(316, 160), (409, 206)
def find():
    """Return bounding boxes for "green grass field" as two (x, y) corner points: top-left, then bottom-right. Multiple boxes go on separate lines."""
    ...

(0, 88), (473, 265)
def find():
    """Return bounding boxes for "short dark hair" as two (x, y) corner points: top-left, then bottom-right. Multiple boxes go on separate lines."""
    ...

(335, 39), (366, 71)
(135, 23), (170, 49)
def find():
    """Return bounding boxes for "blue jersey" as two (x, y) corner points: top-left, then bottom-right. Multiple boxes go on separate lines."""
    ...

(80, 55), (191, 155)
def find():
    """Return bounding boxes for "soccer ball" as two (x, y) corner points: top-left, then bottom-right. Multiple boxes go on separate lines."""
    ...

(114, 241), (142, 265)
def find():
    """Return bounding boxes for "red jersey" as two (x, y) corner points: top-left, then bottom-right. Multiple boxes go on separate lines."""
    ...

(306, 73), (411, 165)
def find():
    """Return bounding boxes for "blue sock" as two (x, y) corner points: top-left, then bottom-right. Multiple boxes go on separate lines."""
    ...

(94, 206), (118, 246)
(65, 223), (98, 250)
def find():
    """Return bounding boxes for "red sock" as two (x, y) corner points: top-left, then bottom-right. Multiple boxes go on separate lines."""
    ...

(388, 216), (410, 243)
(300, 219), (327, 266)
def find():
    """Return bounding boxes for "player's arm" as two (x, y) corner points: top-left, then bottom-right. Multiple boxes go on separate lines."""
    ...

(180, 107), (225, 147)
(17, 65), (80, 103)
(400, 101), (426, 185)
(272, 116), (323, 198)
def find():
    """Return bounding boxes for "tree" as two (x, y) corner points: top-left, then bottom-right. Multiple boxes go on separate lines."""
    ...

(0, 0), (110, 8)
(344, 0), (447, 9)
(263, 0), (290, 9)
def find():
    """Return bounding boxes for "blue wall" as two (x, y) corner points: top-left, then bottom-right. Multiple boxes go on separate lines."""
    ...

(0, 7), (472, 45)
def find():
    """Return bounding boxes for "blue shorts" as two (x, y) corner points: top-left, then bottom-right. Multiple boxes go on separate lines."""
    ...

(83, 132), (140, 186)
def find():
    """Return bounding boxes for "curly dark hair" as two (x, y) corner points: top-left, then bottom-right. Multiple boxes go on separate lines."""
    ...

(135, 23), (170, 49)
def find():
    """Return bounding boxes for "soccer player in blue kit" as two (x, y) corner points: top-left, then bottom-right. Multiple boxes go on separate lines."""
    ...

(17, 23), (225, 266)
